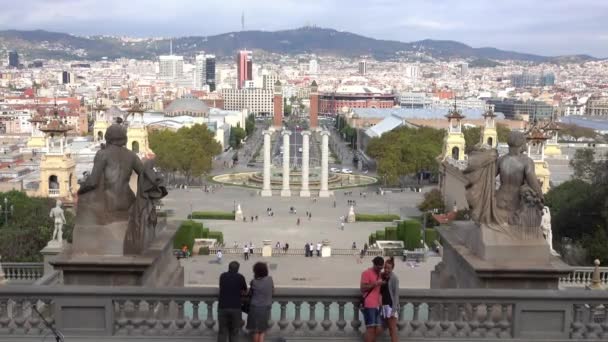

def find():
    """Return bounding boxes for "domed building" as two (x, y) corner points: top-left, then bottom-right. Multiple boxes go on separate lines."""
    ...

(164, 94), (210, 117)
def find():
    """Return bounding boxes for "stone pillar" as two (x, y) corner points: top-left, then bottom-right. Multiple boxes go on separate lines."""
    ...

(281, 130), (292, 197)
(261, 130), (272, 197)
(300, 131), (311, 197)
(319, 131), (330, 197)
(321, 240), (331, 258)
(262, 240), (273, 257)
(0, 256), (5, 285)
(40, 243), (66, 277)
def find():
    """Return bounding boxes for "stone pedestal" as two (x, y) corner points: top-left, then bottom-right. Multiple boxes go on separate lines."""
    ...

(261, 131), (272, 197)
(51, 222), (183, 287)
(280, 130), (291, 197)
(321, 240), (331, 258)
(319, 131), (330, 197)
(431, 221), (571, 289)
(262, 240), (272, 257)
(300, 131), (311, 197)
(346, 205), (356, 223)
(41, 241), (67, 276)
(0, 256), (6, 285)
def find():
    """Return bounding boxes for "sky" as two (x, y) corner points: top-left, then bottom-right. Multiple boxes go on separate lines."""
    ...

(0, 0), (607, 57)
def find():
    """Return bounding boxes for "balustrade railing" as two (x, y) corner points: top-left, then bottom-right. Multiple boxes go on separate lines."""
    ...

(560, 267), (608, 287)
(2, 263), (43, 284)
(208, 247), (383, 257)
(0, 286), (606, 341)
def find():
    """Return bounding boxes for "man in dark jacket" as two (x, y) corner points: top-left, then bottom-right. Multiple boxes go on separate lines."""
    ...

(218, 261), (247, 341)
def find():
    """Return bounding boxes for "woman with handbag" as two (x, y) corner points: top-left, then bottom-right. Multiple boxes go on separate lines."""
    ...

(246, 262), (274, 342)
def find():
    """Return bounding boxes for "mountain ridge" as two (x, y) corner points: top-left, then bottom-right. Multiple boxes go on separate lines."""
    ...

(0, 27), (599, 63)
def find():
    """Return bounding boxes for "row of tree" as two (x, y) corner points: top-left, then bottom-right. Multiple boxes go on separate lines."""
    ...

(545, 149), (608, 264)
(462, 123), (512, 153)
(149, 124), (222, 185)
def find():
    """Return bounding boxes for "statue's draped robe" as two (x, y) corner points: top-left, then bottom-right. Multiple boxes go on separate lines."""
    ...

(462, 148), (509, 234)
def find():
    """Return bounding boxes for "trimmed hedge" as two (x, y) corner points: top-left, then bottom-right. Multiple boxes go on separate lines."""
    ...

(188, 211), (235, 220)
(400, 220), (423, 250)
(375, 230), (386, 241)
(355, 213), (400, 222)
(424, 228), (439, 246)
(369, 233), (377, 245)
(173, 220), (224, 250)
(385, 227), (398, 241)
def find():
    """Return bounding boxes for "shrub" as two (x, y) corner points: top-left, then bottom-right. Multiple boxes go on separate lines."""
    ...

(424, 228), (439, 246)
(173, 220), (200, 251)
(188, 211), (235, 220)
(355, 213), (400, 222)
(385, 227), (398, 241)
(199, 246), (210, 255)
(208, 231), (224, 244)
(369, 233), (377, 245)
(400, 220), (423, 250)
(375, 230), (386, 241)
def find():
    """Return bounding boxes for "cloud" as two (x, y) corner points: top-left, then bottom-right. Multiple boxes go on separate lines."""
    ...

(0, 0), (605, 57)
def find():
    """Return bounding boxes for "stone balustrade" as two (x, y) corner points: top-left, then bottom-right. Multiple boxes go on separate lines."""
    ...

(0, 286), (607, 341)
(2, 263), (43, 284)
(560, 267), (608, 288)
(208, 247), (383, 257)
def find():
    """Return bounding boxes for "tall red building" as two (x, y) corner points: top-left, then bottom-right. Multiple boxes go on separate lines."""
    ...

(309, 80), (319, 128)
(273, 80), (283, 127)
(236, 50), (253, 89)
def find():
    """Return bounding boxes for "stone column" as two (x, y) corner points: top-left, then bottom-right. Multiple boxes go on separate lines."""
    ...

(300, 131), (311, 197)
(319, 131), (330, 197)
(280, 130), (292, 197)
(261, 130), (272, 197)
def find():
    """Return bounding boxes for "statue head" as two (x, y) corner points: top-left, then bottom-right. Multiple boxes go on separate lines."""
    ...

(104, 123), (127, 147)
(507, 131), (526, 149)
(55, 199), (62, 208)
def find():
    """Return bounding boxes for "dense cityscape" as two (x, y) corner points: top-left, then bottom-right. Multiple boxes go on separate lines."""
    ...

(0, 1), (608, 341)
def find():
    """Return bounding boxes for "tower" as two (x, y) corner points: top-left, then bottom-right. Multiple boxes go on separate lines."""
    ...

(481, 105), (498, 148)
(442, 101), (466, 161)
(236, 50), (252, 89)
(309, 80), (319, 129)
(125, 98), (151, 156)
(273, 80), (283, 128)
(38, 106), (77, 203)
(92, 100), (109, 142)
(26, 113), (47, 150)
(526, 126), (551, 194)
(543, 120), (562, 157)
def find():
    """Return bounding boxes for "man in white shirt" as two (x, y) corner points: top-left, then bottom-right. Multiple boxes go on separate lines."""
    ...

(316, 242), (321, 257)
(217, 250), (223, 264)
(243, 244), (249, 260)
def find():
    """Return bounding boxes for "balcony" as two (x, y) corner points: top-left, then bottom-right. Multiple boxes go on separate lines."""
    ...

(48, 188), (60, 197)
(0, 285), (607, 341)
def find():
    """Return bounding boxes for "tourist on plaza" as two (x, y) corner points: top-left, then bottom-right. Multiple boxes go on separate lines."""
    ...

(316, 242), (322, 257)
(243, 244), (249, 260)
(218, 261), (247, 342)
(217, 250), (223, 264)
(284, 243), (289, 253)
(305, 243), (310, 257)
(250, 216), (254, 223)
(381, 257), (399, 342)
(360, 256), (385, 342)
(308, 212), (312, 221)
(297, 218), (300, 226)
(247, 262), (274, 342)
(352, 242), (357, 249)
(249, 242), (254, 256)
(341, 222), (345, 230)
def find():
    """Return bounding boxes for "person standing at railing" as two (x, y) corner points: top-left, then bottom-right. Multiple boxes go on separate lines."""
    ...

(243, 244), (249, 261)
(360, 256), (385, 342)
(247, 262), (274, 342)
(218, 261), (247, 342)
(380, 257), (399, 342)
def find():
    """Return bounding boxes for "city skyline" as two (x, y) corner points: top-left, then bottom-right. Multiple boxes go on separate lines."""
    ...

(0, 0), (606, 57)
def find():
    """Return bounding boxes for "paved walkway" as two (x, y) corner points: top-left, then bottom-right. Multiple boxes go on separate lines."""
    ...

(163, 186), (427, 249)
(183, 255), (440, 288)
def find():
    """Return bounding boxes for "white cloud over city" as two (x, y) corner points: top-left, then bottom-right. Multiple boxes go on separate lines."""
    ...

(0, 0), (606, 56)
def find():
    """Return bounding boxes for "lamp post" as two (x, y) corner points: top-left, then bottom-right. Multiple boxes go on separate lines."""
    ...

(0, 197), (14, 226)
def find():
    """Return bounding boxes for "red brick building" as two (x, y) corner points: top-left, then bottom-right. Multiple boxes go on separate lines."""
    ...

(319, 85), (396, 115)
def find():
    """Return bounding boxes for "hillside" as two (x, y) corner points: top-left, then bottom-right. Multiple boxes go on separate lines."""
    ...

(0, 27), (599, 62)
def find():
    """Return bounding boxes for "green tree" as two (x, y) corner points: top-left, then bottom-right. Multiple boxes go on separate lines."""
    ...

(149, 124), (222, 184)
(418, 189), (445, 212)
(0, 191), (75, 262)
(229, 124), (247, 149)
(367, 126), (443, 186)
(559, 123), (596, 141)
(245, 113), (255, 136)
(569, 148), (596, 182)
(463, 126), (481, 153)
(496, 123), (511, 142)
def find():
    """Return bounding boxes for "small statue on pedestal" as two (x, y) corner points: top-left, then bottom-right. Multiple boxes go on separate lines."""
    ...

(49, 200), (66, 246)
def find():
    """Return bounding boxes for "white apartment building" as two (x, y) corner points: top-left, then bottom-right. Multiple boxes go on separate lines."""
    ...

(262, 72), (279, 91)
(221, 88), (274, 116)
(158, 55), (184, 79)
(309, 59), (319, 74)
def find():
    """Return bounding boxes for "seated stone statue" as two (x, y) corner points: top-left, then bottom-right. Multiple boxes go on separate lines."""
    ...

(75, 123), (167, 255)
(463, 131), (544, 239)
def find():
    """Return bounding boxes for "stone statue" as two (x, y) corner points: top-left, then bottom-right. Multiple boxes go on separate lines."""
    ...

(75, 123), (167, 255)
(235, 204), (243, 222)
(49, 200), (66, 245)
(463, 131), (544, 239)
(541, 206), (553, 250)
